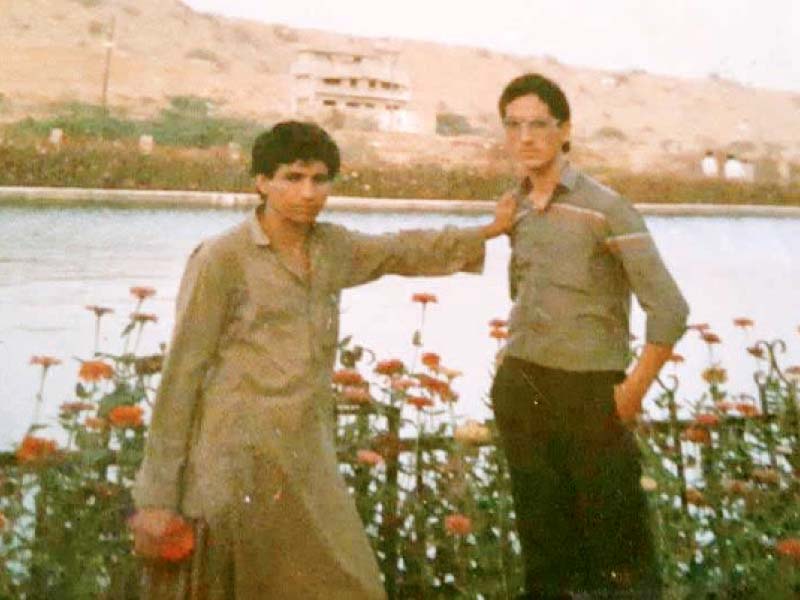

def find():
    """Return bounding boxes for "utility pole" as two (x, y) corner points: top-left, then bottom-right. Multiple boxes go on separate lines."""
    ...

(100, 14), (116, 112)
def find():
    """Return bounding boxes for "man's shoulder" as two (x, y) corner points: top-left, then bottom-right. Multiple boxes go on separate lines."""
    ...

(570, 169), (637, 216)
(189, 220), (249, 264)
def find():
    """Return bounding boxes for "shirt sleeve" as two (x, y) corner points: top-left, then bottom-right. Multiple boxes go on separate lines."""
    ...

(338, 225), (486, 289)
(133, 242), (232, 510)
(604, 199), (689, 346)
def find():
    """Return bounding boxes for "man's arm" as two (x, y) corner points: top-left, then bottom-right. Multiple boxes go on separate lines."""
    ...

(605, 198), (689, 423)
(339, 193), (515, 289)
(130, 243), (231, 556)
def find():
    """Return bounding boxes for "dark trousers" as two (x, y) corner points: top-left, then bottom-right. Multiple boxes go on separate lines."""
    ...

(490, 357), (661, 599)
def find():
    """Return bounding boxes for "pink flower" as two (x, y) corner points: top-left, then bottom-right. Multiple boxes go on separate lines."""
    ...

(356, 449), (384, 467)
(444, 514), (473, 536)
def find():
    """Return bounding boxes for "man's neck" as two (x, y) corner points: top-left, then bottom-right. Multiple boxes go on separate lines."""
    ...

(259, 205), (312, 251)
(524, 155), (564, 193)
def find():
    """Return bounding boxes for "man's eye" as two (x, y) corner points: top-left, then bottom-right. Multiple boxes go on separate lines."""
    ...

(313, 175), (331, 184)
(285, 173), (303, 182)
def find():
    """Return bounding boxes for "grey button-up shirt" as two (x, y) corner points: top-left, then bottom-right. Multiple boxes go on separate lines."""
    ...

(506, 163), (689, 372)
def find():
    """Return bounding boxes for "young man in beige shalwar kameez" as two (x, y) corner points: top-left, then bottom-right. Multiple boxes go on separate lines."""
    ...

(129, 121), (515, 599)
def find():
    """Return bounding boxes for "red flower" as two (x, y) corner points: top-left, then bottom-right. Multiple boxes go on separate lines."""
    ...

(733, 317), (754, 329)
(85, 305), (114, 317)
(490, 328), (509, 340)
(108, 405), (144, 428)
(421, 352), (441, 369)
(406, 395), (434, 410)
(390, 377), (415, 391)
(340, 386), (372, 405)
(130, 286), (156, 301)
(444, 514), (473, 536)
(417, 373), (452, 398)
(59, 401), (95, 415)
(682, 427), (711, 445)
(356, 449), (384, 467)
(79, 360), (114, 382)
(701, 332), (721, 345)
(16, 436), (59, 464)
(735, 402), (761, 418)
(746, 345), (764, 359)
(776, 538), (800, 562)
(84, 417), (107, 431)
(695, 413), (720, 427)
(375, 359), (404, 376)
(332, 369), (364, 386)
(30, 355), (61, 368)
(411, 293), (437, 305)
(489, 318), (508, 328)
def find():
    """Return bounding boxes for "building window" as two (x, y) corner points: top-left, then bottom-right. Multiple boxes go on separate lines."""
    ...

(353, 56), (363, 63)
(346, 101), (361, 108)
(350, 78), (358, 87)
(323, 78), (342, 86)
(323, 99), (337, 107)
(381, 82), (392, 89)
(365, 103), (374, 109)
(369, 79), (376, 88)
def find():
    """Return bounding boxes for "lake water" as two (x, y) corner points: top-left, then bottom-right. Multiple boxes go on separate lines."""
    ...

(2, 204), (800, 447)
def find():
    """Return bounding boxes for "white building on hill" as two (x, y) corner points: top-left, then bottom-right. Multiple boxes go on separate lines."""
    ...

(290, 43), (418, 133)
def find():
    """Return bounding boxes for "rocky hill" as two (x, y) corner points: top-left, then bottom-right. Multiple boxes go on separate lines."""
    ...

(2, 0), (799, 175)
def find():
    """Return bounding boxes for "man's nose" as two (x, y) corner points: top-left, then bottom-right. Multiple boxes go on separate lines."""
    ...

(300, 178), (316, 198)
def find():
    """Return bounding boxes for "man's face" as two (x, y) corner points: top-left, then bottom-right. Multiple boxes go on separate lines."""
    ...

(256, 160), (331, 226)
(503, 94), (570, 174)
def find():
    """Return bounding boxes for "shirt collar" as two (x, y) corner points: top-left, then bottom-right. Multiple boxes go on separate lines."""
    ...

(248, 205), (271, 247)
(515, 161), (578, 214)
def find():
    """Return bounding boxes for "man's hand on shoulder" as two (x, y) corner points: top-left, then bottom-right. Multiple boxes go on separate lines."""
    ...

(482, 192), (516, 239)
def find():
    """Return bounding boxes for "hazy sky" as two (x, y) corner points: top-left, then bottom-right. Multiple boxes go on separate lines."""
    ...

(182, 0), (799, 92)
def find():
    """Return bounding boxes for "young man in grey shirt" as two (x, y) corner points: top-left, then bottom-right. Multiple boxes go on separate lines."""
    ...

(490, 73), (689, 599)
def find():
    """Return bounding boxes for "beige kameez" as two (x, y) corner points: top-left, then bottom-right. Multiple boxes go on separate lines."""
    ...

(133, 208), (485, 599)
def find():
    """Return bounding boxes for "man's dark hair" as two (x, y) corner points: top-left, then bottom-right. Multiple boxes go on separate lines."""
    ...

(250, 121), (341, 178)
(498, 73), (571, 152)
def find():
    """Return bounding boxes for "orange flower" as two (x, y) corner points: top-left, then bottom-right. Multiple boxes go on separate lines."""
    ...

(685, 487), (708, 506)
(735, 402), (761, 417)
(16, 436), (58, 464)
(682, 426), (711, 444)
(131, 312), (158, 324)
(108, 405), (144, 428)
(411, 292), (437, 305)
(701, 366), (727, 385)
(746, 345), (764, 359)
(786, 365), (800, 384)
(732, 317), (753, 328)
(444, 514), (473, 536)
(407, 395), (434, 410)
(776, 538), (800, 563)
(79, 360), (114, 382)
(668, 353), (685, 364)
(84, 417), (107, 431)
(356, 449), (384, 467)
(490, 327), (509, 340)
(723, 479), (751, 496)
(375, 359), (404, 376)
(390, 377), (415, 392)
(332, 369), (364, 386)
(489, 318), (508, 328)
(85, 305), (114, 317)
(0, 512), (5, 530)
(421, 352), (441, 369)
(30, 355), (61, 368)
(417, 373), (453, 399)
(751, 467), (780, 486)
(130, 286), (156, 301)
(695, 413), (720, 427)
(340, 386), (372, 405)
(59, 401), (95, 415)
(687, 323), (710, 332)
(701, 332), (721, 345)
